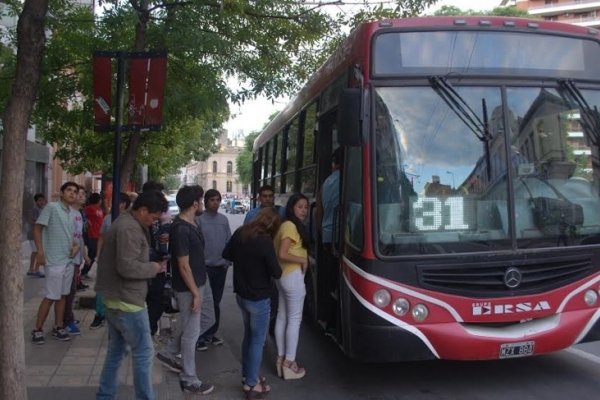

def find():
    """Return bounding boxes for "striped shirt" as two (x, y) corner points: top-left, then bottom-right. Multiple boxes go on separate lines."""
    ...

(36, 201), (74, 266)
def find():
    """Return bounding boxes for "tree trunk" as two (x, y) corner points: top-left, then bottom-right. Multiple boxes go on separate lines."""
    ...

(120, 0), (149, 191)
(120, 131), (141, 191)
(0, 1), (49, 399)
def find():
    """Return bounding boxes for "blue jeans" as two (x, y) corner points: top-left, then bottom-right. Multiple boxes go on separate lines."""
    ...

(236, 295), (270, 387)
(200, 265), (228, 339)
(97, 308), (155, 400)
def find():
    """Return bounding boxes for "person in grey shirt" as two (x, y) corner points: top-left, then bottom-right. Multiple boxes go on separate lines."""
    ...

(196, 189), (232, 349)
(27, 193), (47, 277)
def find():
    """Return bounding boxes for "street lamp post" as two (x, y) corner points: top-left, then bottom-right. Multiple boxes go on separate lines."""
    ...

(446, 170), (455, 189)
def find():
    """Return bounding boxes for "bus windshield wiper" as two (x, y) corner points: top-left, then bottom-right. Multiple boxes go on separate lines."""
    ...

(429, 76), (492, 180)
(558, 80), (600, 146)
(429, 76), (491, 143)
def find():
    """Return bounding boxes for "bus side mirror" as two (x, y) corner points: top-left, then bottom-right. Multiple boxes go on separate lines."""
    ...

(338, 88), (362, 146)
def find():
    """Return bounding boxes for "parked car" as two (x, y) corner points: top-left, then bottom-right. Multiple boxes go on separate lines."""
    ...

(166, 196), (179, 217)
(242, 199), (250, 212)
(225, 199), (246, 214)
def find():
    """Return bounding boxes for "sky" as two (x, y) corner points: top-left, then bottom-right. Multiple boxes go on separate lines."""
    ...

(223, 0), (504, 137)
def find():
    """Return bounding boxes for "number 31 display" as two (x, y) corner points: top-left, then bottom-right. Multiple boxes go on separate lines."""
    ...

(411, 197), (472, 231)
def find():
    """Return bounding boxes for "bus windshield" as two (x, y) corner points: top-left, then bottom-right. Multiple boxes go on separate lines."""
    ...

(374, 84), (600, 256)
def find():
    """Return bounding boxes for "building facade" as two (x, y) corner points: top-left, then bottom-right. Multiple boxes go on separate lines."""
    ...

(183, 132), (248, 197)
(502, 0), (600, 27)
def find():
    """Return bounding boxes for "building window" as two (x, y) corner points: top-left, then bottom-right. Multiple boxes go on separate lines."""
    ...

(226, 180), (233, 192)
(227, 161), (233, 174)
(212, 161), (218, 173)
(212, 180), (217, 190)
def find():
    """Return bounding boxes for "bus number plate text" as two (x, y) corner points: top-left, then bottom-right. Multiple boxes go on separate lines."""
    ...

(499, 341), (535, 359)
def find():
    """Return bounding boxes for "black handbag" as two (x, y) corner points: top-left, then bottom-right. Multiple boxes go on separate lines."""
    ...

(522, 178), (584, 232)
(160, 263), (179, 314)
(531, 196), (584, 228)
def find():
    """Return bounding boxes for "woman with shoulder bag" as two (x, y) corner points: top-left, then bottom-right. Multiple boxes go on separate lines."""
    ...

(223, 207), (282, 399)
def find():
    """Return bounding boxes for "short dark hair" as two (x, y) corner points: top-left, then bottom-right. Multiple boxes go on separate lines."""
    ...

(34, 193), (45, 201)
(60, 181), (79, 192)
(119, 192), (131, 209)
(132, 190), (168, 213)
(88, 192), (102, 205)
(176, 185), (204, 211)
(142, 181), (165, 193)
(258, 185), (274, 195)
(204, 189), (221, 205)
(332, 147), (344, 167)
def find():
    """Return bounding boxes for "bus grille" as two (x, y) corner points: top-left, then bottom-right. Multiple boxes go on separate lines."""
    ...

(418, 254), (596, 297)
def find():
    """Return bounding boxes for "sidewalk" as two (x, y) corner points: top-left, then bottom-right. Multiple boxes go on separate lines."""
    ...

(22, 241), (184, 400)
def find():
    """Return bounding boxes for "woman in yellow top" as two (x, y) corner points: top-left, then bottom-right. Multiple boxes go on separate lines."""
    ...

(273, 193), (309, 380)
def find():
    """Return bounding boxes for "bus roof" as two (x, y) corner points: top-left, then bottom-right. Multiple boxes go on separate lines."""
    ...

(253, 16), (598, 151)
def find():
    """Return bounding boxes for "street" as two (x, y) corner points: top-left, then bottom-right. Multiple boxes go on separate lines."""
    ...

(23, 209), (600, 399)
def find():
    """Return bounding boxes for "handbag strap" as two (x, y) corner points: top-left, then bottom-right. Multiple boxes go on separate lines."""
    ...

(520, 177), (572, 204)
(534, 177), (570, 202)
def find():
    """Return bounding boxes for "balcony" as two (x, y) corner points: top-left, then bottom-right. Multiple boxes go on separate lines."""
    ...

(559, 14), (600, 26)
(529, 0), (600, 17)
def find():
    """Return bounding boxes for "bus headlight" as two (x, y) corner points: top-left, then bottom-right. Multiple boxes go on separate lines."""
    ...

(373, 289), (391, 308)
(412, 304), (429, 322)
(584, 289), (598, 306)
(392, 298), (410, 316)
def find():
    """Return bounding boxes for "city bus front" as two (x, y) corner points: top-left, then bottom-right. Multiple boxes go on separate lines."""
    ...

(340, 19), (600, 361)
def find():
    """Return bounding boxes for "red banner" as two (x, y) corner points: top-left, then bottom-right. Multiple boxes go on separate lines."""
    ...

(128, 55), (167, 128)
(92, 56), (112, 128)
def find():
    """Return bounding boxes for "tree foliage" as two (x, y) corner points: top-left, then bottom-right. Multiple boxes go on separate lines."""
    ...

(236, 130), (259, 185)
(2, 1), (443, 188)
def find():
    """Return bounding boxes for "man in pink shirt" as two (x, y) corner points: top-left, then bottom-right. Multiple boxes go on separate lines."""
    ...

(81, 192), (104, 279)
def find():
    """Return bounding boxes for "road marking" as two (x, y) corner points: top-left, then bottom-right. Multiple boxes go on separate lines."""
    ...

(566, 347), (600, 365)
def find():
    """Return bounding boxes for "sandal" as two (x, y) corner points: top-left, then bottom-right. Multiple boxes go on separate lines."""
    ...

(242, 377), (270, 392)
(282, 359), (306, 380)
(243, 381), (270, 399)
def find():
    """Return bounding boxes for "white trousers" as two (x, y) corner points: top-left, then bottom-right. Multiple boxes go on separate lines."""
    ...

(274, 269), (306, 361)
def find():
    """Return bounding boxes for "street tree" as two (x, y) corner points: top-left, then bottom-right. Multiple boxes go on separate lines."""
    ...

(0, 1), (49, 399)
(236, 130), (259, 185)
(23, 0), (441, 190)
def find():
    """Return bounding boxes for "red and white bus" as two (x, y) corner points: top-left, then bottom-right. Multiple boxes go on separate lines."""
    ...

(252, 16), (600, 361)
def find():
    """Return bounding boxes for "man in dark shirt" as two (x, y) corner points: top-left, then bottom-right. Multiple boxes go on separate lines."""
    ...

(156, 185), (214, 395)
(142, 180), (169, 337)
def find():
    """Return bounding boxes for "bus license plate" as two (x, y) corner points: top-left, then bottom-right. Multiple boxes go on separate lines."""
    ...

(499, 341), (535, 359)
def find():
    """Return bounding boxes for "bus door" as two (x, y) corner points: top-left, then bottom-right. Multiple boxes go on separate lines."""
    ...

(311, 109), (340, 326)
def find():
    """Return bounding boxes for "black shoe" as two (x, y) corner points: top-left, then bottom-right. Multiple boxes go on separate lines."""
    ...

(156, 353), (182, 373)
(52, 327), (71, 341)
(76, 283), (89, 291)
(89, 315), (104, 330)
(196, 339), (208, 351)
(180, 381), (214, 395)
(210, 336), (224, 346)
(31, 329), (45, 345)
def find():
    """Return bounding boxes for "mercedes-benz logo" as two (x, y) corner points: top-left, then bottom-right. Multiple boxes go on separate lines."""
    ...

(504, 267), (522, 289)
